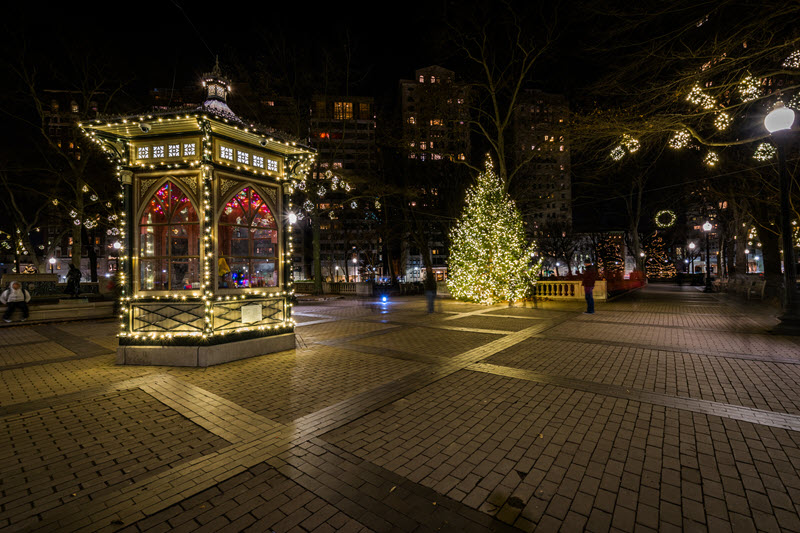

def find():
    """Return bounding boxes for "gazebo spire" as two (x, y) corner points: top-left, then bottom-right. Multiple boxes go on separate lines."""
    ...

(200, 58), (238, 119)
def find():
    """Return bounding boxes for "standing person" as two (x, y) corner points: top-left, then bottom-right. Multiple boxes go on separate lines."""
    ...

(424, 274), (437, 313)
(66, 264), (82, 298)
(581, 260), (597, 314)
(1, 281), (31, 322)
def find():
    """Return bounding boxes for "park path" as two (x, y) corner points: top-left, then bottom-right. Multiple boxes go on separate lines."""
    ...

(1, 285), (800, 532)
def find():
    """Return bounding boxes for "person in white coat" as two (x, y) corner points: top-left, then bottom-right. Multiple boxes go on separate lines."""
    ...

(1, 281), (31, 322)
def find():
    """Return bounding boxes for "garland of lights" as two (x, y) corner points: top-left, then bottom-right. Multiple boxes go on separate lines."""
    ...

(654, 210), (677, 228)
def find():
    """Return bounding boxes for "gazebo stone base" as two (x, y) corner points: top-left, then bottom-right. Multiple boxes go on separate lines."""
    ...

(116, 332), (296, 367)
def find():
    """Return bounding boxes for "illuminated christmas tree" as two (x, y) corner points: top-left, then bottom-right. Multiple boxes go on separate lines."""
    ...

(447, 158), (536, 304)
(644, 234), (677, 278)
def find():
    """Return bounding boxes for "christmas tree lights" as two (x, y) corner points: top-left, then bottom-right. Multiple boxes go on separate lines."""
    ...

(447, 158), (537, 304)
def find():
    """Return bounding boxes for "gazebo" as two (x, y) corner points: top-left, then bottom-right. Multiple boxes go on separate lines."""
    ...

(80, 64), (314, 366)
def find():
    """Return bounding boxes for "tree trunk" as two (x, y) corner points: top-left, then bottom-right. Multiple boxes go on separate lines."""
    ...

(756, 225), (781, 300)
(312, 210), (322, 294)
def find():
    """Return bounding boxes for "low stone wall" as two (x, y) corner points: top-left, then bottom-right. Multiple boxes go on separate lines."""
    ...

(294, 281), (373, 296)
(0, 274), (100, 296)
(0, 300), (115, 325)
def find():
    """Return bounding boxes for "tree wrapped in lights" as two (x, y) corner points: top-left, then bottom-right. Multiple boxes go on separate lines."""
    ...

(575, 3), (800, 291)
(447, 158), (537, 304)
(289, 166), (382, 293)
(644, 234), (677, 279)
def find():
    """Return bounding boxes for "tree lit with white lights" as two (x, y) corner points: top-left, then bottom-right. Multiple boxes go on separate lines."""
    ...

(447, 158), (538, 304)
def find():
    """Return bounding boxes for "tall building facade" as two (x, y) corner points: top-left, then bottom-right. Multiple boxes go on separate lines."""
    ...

(400, 66), (470, 163)
(310, 95), (377, 172)
(513, 89), (571, 236)
(397, 66), (471, 282)
(295, 95), (381, 282)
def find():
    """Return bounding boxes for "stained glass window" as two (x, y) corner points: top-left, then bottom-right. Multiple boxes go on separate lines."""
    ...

(137, 146), (150, 159)
(267, 159), (278, 172)
(168, 144), (180, 157)
(153, 146), (165, 158)
(253, 155), (264, 168)
(237, 150), (249, 164)
(183, 143), (196, 156)
(139, 182), (200, 291)
(220, 146), (233, 160)
(218, 187), (278, 289)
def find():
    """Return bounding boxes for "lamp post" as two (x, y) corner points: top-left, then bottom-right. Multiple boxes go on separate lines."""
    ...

(49, 257), (56, 274)
(765, 101), (800, 333)
(688, 242), (696, 274)
(703, 222), (713, 292)
(112, 241), (122, 274)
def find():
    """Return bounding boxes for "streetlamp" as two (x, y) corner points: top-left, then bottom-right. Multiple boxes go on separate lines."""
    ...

(688, 242), (696, 274)
(112, 241), (122, 274)
(703, 221), (713, 292)
(765, 100), (800, 333)
(335, 265), (339, 282)
(49, 257), (56, 274)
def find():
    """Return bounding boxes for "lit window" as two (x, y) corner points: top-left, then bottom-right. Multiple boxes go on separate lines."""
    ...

(457, 98), (464, 104)
(183, 143), (196, 156)
(218, 187), (278, 289)
(458, 153), (465, 160)
(220, 146), (233, 160)
(430, 119), (443, 126)
(431, 76), (437, 83)
(407, 116), (416, 124)
(559, 145), (564, 151)
(137, 146), (150, 159)
(420, 142), (427, 150)
(333, 162), (343, 169)
(419, 75), (424, 82)
(153, 146), (164, 158)
(253, 155), (264, 168)
(433, 154), (442, 160)
(168, 144), (180, 157)
(359, 103), (370, 116)
(139, 182), (200, 291)
(237, 151), (249, 164)
(267, 159), (278, 172)
(333, 102), (353, 120)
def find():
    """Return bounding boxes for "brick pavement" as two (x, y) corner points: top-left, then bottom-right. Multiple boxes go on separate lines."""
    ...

(1, 285), (800, 531)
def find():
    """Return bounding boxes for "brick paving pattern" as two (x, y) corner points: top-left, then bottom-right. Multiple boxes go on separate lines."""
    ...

(1, 285), (800, 532)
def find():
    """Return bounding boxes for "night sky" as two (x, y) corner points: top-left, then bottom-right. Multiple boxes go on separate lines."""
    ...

(4, 0), (598, 102)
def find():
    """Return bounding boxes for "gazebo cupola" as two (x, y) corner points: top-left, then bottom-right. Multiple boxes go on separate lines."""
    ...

(79, 63), (315, 366)
(201, 59), (237, 120)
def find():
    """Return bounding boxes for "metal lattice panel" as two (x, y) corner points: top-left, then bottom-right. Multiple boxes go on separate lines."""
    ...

(131, 302), (205, 332)
(212, 297), (285, 331)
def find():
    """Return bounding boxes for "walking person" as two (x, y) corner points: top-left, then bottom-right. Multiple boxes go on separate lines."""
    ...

(1, 281), (31, 323)
(424, 274), (437, 313)
(582, 260), (597, 314)
(66, 264), (82, 298)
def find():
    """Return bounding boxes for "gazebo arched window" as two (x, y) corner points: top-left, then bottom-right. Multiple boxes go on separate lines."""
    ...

(139, 181), (200, 291)
(218, 187), (278, 288)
